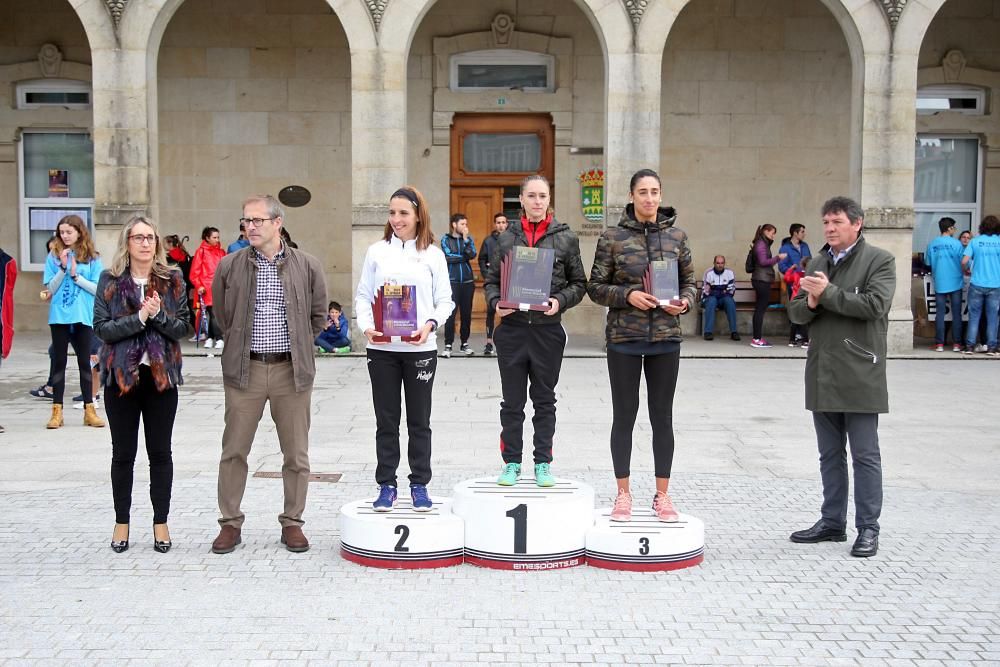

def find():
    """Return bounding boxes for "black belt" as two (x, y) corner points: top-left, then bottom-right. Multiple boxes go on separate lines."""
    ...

(249, 351), (291, 363)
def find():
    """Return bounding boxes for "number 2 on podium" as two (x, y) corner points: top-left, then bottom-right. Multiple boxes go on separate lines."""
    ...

(394, 524), (410, 552)
(505, 503), (528, 554)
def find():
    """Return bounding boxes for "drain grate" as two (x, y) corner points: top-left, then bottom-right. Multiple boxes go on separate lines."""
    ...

(253, 472), (342, 483)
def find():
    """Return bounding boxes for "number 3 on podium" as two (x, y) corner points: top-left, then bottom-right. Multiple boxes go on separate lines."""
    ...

(505, 504), (527, 554)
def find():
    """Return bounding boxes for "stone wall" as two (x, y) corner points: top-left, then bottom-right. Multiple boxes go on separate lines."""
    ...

(0, 2), (91, 328)
(156, 0), (352, 305)
(660, 0), (852, 279)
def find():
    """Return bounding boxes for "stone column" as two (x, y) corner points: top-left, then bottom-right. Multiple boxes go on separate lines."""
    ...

(350, 48), (409, 292)
(860, 42), (920, 354)
(604, 49), (662, 225)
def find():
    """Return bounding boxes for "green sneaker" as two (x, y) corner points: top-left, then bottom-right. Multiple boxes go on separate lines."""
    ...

(334, 346), (351, 354)
(496, 462), (521, 486)
(534, 463), (555, 487)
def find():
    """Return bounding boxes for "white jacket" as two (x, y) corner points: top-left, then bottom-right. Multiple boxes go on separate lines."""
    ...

(355, 234), (455, 353)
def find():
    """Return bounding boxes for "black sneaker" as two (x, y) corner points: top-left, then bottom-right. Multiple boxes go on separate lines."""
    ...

(730, 332), (741, 341)
(703, 332), (714, 341)
(483, 343), (494, 356)
(460, 343), (474, 356)
(29, 385), (54, 399)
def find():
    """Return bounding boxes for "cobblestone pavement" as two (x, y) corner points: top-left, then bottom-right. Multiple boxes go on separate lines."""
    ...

(1, 335), (998, 665)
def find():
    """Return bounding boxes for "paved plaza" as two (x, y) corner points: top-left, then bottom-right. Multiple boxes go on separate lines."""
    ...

(0, 334), (998, 665)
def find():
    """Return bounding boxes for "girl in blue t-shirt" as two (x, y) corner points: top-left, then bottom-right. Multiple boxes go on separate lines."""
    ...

(42, 215), (105, 429)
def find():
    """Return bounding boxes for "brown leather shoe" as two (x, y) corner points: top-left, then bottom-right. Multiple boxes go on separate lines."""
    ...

(280, 525), (310, 553)
(211, 525), (241, 554)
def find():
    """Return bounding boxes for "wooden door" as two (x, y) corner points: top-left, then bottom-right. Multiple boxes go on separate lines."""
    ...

(448, 113), (555, 336)
(450, 187), (502, 333)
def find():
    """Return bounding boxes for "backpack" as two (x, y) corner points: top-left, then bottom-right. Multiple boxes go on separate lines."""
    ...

(744, 245), (755, 274)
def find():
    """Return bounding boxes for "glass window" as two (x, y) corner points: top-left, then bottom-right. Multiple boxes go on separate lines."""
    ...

(16, 79), (92, 110)
(457, 64), (548, 90)
(916, 85), (985, 116)
(463, 133), (541, 173)
(913, 136), (981, 254)
(915, 137), (978, 204)
(451, 50), (555, 92)
(20, 131), (95, 270)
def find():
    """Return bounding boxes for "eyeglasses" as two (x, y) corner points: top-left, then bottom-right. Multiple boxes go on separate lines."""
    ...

(239, 217), (275, 228)
(129, 234), (156, 245)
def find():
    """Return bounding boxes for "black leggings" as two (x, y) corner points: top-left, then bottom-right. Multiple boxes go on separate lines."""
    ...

(607, 348), (680, 479)
(49, 324), (93, 405)
(367, 348), (437, 486)
(751, 279), (772, 340)
(444, 282), (474, 346)
(106, 366), (178, 524)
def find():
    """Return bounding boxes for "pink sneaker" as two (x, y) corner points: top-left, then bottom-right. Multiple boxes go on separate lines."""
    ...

(652, 492), (679, 522)
(610, 490), (632, 522)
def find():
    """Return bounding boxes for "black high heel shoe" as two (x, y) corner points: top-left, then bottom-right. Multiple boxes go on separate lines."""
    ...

(153, 524), (172, 553)
(110, 525), (129, 553)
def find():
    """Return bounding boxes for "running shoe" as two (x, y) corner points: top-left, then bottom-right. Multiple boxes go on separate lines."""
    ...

(496, 462), (521, 486)
(652, 492), (679, 522)
(410, 484), (432, 511)
(440, 345), (452, 358)
(460, 343), (474, 356)
(534, 463), (555, 487)
(29, 385), (54, 400)
(372, 484), (397, 512)
(750, 338), (772, 348)
(610, 490), (632, 522)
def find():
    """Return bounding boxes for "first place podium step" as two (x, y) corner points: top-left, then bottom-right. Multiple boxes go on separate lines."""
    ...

(339, 497), (464, 569)
(452, 477), (595, 570)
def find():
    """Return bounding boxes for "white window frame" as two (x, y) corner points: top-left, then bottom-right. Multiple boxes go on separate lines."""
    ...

(450, 49), (555, 93)
(18, 128), (95, 272)
(913, 134), (983, 253)
(916, 84), (986, 116)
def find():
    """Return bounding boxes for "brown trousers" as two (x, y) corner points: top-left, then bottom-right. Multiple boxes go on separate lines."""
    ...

(217, 360), (312, 528)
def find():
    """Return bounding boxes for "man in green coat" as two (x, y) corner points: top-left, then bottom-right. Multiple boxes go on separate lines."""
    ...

(786, 196), (896, 558)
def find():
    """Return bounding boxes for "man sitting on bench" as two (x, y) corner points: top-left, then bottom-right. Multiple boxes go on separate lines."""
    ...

(701, 255), (741, 341)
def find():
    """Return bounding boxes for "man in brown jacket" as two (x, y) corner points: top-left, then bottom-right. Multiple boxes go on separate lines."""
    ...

(210, 194), (327, 554)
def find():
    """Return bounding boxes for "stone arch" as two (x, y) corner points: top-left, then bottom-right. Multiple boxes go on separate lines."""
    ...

(380, 0), (633, 60)
(893, 0), (948, 56)
(66, 0), (117, 51)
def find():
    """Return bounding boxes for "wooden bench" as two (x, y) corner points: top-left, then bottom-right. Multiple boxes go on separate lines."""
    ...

(695, 280), (785, 335)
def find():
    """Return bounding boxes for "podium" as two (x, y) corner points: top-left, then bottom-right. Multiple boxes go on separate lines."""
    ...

(585, 509), (704, 571)
(339, 497), (464, 569)
(452, 478), (595, 570)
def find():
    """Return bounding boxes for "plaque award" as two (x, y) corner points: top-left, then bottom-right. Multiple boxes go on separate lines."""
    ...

(372, 284), (419, 342)
(498, 247), (556, 311)
(643, 259), (684, 307)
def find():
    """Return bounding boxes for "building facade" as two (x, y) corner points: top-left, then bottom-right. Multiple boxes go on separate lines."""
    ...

(0, 0), (994, 352)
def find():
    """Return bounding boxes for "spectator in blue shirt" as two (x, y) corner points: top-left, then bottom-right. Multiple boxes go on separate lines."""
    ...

(962, 215), (1000, 356)
(778, 223), (812, 278)
(315, 300), (350, 353)
(226, 222), (250, 253)
(925, 217), (965, 352)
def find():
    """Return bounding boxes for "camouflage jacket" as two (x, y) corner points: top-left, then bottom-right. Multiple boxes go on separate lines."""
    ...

(484, 216), (588, 326)
(587, 205), (697, 344)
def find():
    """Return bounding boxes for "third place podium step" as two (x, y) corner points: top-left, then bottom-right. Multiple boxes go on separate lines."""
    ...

(452, 477), (595, 570)
(585, 509), (704, 571)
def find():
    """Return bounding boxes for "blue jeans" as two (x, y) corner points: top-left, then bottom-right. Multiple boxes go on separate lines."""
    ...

(965, 284), (1000, 349)
(934, 289), (963, 345)
(703, 294), (738, 334)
